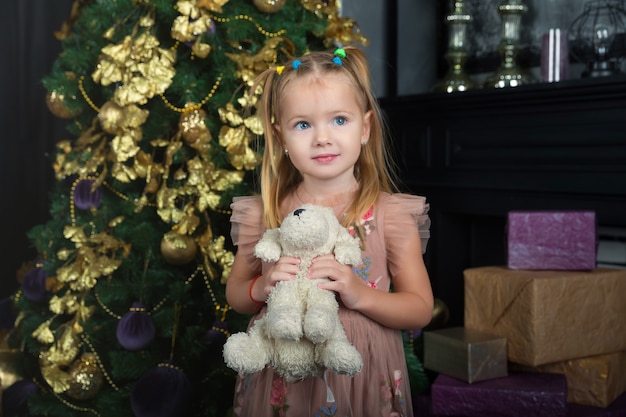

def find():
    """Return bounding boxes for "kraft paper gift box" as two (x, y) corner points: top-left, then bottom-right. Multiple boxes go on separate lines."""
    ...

(464, 266), (626, 367)
(567, 392), (626, 416)
(423, 327), (507, 383)
(506, 211), (597, 270)
(511, 351), (626, 408)
(430, 372), (568, 417)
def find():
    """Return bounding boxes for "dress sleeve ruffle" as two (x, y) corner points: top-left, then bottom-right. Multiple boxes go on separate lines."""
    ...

(383, 193), (431, 253)
(230, 196), (265, 271)
(382, 193), (430, 280)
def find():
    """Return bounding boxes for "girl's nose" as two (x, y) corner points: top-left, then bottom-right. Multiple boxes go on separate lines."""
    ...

(313, 127), (331, 145)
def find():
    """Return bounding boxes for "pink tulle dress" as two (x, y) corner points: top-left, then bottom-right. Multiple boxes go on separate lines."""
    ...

(229, 186), (430, 417)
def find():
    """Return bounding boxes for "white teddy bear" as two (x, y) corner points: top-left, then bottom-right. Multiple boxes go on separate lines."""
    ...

(223, 204), (363, 381)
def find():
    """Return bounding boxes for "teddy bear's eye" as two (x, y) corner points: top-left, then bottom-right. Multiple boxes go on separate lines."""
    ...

(293, 208), (305, 217)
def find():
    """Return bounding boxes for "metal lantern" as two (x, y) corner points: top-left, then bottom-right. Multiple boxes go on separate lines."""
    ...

(569, 0), (626, 77)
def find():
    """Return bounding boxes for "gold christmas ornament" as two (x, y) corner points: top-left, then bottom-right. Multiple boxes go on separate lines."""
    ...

(98, 100), (125, 134)
(46, 90), (77, 119)
(253, 0), (286, 13)
(0, 348), (24, 390)
(425, 298), (450, 331)
(66, 353), (104, 400)
(179, 108), (210, 144)
(161, 232), (198, 265)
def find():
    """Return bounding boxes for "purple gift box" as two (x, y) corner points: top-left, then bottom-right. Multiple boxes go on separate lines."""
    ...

(506, 211), (597, 270)
(418, 386), (626, 417)
(431, 372), (567, 417)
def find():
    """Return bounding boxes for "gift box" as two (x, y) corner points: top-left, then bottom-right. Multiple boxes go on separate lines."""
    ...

(423, 327), (507, 383)
(431, 372), (568, 417)
(506, 211), (597, 270)
(464, 266), (626, 366)
(567, 392), (626, 417)
(511, 351), (626, 408)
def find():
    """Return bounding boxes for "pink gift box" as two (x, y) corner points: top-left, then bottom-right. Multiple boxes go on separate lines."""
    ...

(506, 211), (597, 270)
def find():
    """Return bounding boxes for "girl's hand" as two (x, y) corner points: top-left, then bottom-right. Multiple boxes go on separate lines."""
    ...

(308, 254), (365, 310)
(255, 256), (300, 301)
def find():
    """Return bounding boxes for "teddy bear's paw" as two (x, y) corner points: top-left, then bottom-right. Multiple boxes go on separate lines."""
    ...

(267, 308), (303, 340)
(223, 332), (270, 374)
(318, 342), (363, 376)
(303, 309), (337, 343)
(334, 247), (362, 267)
(253, 239), (281, 262)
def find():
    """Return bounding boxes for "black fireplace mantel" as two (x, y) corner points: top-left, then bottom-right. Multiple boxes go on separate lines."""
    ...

(380, 76), (626, 326)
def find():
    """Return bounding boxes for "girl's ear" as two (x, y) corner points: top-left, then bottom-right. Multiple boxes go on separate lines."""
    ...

(272, 123), (282, 141)
(272, 124), (286, 152)
(361, 110), (373, 145)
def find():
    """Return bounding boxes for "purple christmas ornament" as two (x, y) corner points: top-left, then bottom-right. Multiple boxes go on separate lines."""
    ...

(73, 178), (102, 210)
(131, 362), (191, 417)
(2, 379), (39, 416)
(206, 319), (229, 345)
(0, 297), (17, 330)
(21, 267), (48, 302)
(116, 302), (156, 351)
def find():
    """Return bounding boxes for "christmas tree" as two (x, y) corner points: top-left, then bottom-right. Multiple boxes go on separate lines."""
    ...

(3, 1), (367, 416)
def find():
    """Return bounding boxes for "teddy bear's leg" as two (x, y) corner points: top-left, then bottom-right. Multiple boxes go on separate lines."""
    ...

(315, 318), (363, 377)
(303, 280), (337, 343)
(272, 338), (322, 382)
(266, 280), (304, 341)
(223, 318), (272, 375)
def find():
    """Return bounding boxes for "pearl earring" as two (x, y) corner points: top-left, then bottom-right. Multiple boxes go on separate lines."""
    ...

(284, 149), (289, 156)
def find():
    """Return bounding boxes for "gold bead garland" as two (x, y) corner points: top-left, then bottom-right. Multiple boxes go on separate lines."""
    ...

(78, 76), (100, 113)
(186, 265), (230, 337)
(94, 288), (167, 320)
(159, 74), (223, 113)
(70, 176), (98, 226)
(80, 74), (224, 115)
(81, 335), (121, 392)
(94, 290), (122, 320)
(158, 361), (184, 371)
(101, 180), (157, 208)
(51, 391), (101, 416)
(209, 14), (287, 38)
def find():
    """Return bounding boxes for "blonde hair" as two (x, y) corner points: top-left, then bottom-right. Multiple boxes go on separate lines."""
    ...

(252, 46), (398, 228)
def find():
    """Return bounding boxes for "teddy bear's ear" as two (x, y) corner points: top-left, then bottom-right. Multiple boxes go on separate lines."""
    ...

(254, 229), (282, 262)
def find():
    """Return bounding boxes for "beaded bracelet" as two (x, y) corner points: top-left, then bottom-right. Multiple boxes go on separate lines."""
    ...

(248, 274), (265, 307)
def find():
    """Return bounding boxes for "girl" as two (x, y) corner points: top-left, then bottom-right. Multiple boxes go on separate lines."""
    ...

(225, 46), (433, 417)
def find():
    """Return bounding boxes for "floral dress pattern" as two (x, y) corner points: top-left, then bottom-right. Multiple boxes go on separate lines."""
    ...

(229, 188), (430, 417)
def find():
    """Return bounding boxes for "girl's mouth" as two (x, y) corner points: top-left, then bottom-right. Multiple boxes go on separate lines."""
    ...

(313, 154), (337, 163)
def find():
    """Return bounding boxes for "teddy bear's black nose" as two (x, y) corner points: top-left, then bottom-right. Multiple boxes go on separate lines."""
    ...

(293, 208), (305, 217)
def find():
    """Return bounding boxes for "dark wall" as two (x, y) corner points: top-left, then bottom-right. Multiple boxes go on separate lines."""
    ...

(381, 77), (626, 326)
(1, 0), (74, 298)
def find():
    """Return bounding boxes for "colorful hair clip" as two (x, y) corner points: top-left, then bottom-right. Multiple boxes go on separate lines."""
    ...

(292, 60), (302, 70)
(332, 48), (346, 66)
(276, 66), (285, 75)
(334, 48), (346, 58)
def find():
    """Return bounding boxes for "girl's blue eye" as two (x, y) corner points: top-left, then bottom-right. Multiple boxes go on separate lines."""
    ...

(295, 121), (309, 131)
(334, 116), (347, 126)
